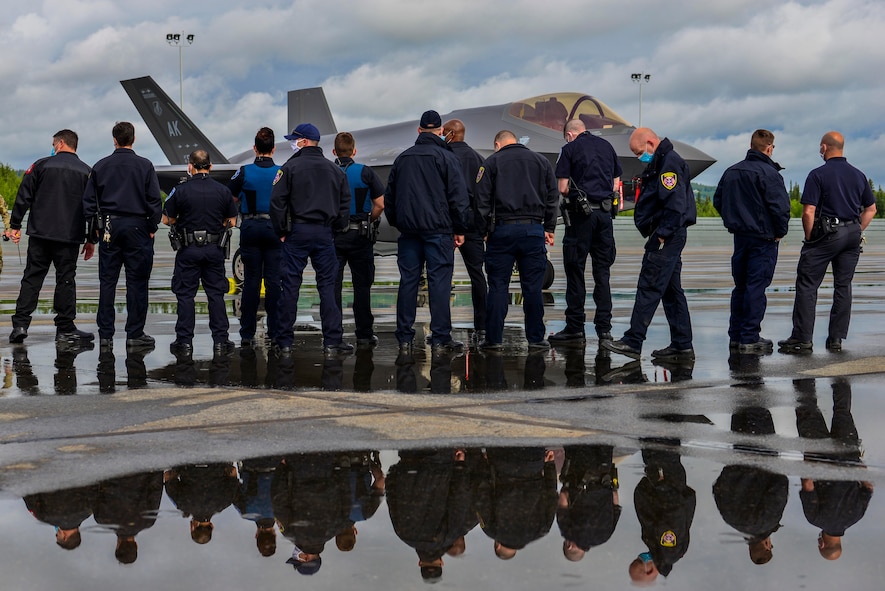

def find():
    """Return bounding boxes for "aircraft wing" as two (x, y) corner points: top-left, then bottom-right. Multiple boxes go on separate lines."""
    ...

(120, 76), (230, 166)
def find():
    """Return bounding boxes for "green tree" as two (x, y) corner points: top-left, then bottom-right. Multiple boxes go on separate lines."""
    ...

(0, 163), (22, 207)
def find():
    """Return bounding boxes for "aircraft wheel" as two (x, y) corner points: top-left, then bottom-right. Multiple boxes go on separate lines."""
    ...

(543, 259), (555, 290)
(232, 248), (244, 283)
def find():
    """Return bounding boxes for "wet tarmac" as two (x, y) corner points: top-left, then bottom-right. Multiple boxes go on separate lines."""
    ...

(1, 219), (884, 589)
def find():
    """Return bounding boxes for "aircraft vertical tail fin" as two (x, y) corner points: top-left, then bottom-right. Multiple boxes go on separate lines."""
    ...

(287, 87), (337, 137)
(120, 76), (230, 165)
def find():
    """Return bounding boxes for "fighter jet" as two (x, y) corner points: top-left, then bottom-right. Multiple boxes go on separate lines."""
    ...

(121, 75), (716, 258)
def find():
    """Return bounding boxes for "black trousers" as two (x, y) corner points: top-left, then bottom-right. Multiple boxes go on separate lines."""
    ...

(13, 236), (79, 330)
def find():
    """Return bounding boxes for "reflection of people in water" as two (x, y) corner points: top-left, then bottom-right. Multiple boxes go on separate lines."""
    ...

(629, 442), (696, 582)
(54, 342), (93, 394)
(386, 449), (471, 583)
(165, 463), (239, 544)
(335, 451), (385, 552)
(23, 484), (98, 550)
(234, 456), (279, 557)
(272, 452), (353, 576)
(713, 406), (788, 564)
(93, 471), (164, 564)
(476, 447), (557, 560)
(557, 444), (621, 561)
(794, 378), (874, 560)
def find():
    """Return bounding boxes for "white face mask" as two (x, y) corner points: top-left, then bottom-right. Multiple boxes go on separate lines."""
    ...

(290, 140), (301, 153)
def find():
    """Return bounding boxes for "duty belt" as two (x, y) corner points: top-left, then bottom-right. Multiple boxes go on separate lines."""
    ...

(497, 218), (540, 226)
(242, 213), (271, 220)
(185, 231), (221, 246)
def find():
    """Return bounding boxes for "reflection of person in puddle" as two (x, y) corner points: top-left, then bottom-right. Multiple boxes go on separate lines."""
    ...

(164, 464), (239, 544)
(476, 447), (557, 560)
(24, 484), (97, 551)
(557, 444), (621, 561)
(794, 378), (874, 560)
(93, 472), (164, 564)
(629, 442), (696, 582)
(713, 406), (788, 565)
(386, 449), (471, 583)
(234, 456), (279, 557)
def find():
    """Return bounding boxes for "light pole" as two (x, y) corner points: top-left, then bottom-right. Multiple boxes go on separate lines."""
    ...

(166, 32), (195, 109)
(631, 72), (651, 127)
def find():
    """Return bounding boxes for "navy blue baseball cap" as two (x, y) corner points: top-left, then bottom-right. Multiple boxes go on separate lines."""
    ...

(284, 123), (321, 142)
(419, 110), (442, 130)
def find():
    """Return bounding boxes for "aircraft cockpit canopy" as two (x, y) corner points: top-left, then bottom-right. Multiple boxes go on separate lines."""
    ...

(507, 92), (630, 133)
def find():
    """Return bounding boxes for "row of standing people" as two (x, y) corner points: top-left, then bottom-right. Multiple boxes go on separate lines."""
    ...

(3, 120), (876, 359)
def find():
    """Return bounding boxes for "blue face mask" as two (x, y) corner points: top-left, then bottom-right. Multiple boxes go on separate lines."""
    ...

(50, 146), (57, 156)
(638, 552), (653, 563)
(638, 151), (654, 163)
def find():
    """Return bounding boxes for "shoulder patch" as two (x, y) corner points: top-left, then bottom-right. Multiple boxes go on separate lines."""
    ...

(272, 169), (284, 185)
(661, 172), (678, 190)
(25, 163), (34, 175)
(660, 530), (677, 547)
(475, 166), (485, 184)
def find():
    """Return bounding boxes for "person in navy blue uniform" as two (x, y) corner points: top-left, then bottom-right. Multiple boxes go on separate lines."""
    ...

(228, 127), (281, 348)
(82, 122), (162, 351)
(6, 129), (94, 345)
(331, 132), (385, 347)
(163, 150), (238, 356)
(779, 132), (877, 352)
(443, 119), (488, 342)
(551, 119), (622, 345)
(474, 130), (558, 350)
(385, 110), (471, 353)
(270, 123), (352, 356)
(603, 128), (696, 361)
(714, 130), (790, 354)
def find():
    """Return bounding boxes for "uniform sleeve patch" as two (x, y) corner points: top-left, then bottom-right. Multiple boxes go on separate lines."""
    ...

(660, 172), (677, 190)
(660, 530), (677, 547)
(475, 166), (485, 184)
(272, 169), (283, 185)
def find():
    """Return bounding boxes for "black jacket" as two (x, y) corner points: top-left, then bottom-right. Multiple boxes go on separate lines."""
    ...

(475, 143), (559, 234)
(633, 138), (696, 239)
(11, 152), (91, 243)
(385, 133), (470, 235)
(713, 149), (790, 239)
(269, 146), (350, 235)
(82, 148), (162, 233)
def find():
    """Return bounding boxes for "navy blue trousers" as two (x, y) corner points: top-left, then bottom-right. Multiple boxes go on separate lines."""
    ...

(729, 235), (779, 344)
(172, 244), (229, 344)
(789, 223), (862, 342)
(395, 233), (455, 345)
(484, 224), (547, 344)
(623, 229), (692, 350)
(97, 217), (154, 339)
(335, 229), (375, 340)
(561, 210), (615, 335)
(239, 218), (281, 341)
(276, 224), (342, 348)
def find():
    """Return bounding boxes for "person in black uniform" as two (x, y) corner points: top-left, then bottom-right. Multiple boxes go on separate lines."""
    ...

(82, 121), (162, 351)
(92, 470), (164, 564)
(443, 119), (488, 342)
(557, 444), (621, 562)
(163, 150), (238, 356)
(331, 132), (385, 346)
(385, 110), (470, 353)
(604, 127), (696, 361)
(7, 129), (94, 345)
(270, 123), (352, 356)
(24, 483), (98, 551)
(164, 463), (240, 544)
(628, 442), (696, 582)
(713, 406), (789, 565)
(779, 131), (877, 352)
(229, 127), (282, 348)
(794, 378), (873, 560)
(714, 130), (791, 353)
(386, 449), (472, 583)
(475, 130), (558, 350)
(551, 119), (622, 345)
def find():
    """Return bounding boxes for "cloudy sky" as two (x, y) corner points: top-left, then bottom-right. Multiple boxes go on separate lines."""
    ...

(1, 0), (883, 189)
